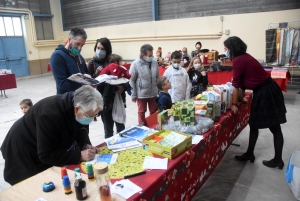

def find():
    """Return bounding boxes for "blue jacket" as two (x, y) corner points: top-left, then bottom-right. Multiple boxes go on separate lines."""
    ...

(50, 45), (88, 94)
(158, 92), (172, 112)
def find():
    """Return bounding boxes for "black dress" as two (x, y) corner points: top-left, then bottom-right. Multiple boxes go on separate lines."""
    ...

(249, 77), (287, 129)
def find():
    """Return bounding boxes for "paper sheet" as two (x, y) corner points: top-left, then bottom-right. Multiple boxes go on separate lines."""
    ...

(85, 154), (99, 165)
(192, 135), (204, 144)
(111, 179), (142, 199)
(142, 156), (168, 170)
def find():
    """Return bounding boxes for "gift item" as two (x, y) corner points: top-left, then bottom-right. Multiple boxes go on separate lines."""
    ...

(163, 116), (213, 135)
(158, 110), (169, 130)
(208, 91), (221, 102)
(143, 129), (192, 159)
(207, 101), (216, 120)
(171, 100), (195, 125)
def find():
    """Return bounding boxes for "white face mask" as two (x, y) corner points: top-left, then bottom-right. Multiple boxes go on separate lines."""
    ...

(172, 63), (179, 69)
(194, 63), (201, 69)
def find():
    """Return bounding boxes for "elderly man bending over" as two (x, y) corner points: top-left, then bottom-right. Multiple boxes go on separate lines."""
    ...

(1, 85), (102, 185)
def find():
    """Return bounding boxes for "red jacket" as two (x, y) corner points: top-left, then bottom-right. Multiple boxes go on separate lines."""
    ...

(100, 63), (131, 79)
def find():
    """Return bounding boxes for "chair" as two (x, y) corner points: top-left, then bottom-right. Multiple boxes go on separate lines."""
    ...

(144, 111), (159, 128)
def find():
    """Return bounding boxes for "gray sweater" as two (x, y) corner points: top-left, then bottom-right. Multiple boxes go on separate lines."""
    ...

(129, 57), (159, 99)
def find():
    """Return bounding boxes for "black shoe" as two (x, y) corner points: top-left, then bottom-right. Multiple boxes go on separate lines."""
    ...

(262, 159), (284, 169)
(235, 153), (255, 163)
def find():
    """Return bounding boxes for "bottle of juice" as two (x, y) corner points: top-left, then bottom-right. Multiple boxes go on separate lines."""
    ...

(94, 162), (112, 201)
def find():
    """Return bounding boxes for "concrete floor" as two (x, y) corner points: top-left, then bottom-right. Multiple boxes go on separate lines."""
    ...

(0, 73), (299, 201)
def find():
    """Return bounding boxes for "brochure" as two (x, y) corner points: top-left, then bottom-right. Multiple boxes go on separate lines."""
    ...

(94, 74), (118, 83)
(97, 154), (118, 164)
(67, 73), (99, 86)
(104, 134), (142, 150)
(119, 126), (151, 142)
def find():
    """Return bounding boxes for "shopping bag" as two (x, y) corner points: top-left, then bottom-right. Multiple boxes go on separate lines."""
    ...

(112, 93), (126, 124)
(286, 150), (300, 200)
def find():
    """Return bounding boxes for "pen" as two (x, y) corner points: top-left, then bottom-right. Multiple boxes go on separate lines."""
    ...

(124, 171), (146, 179)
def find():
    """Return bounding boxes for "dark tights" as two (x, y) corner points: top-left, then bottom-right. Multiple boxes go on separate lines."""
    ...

(246, 124), (283, 162)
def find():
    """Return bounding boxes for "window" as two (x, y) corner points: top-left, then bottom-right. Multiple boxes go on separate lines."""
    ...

(0, 17), (23, 36)
(0, 0), (54, 40)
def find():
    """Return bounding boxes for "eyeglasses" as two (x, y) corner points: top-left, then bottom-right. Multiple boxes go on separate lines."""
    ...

(80, 108), (100, 120)
(163, 80), (170, 85)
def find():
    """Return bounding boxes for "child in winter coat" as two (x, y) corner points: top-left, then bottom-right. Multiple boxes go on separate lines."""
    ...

(156, 76), (172, 112)
(187, 57), (208, 98)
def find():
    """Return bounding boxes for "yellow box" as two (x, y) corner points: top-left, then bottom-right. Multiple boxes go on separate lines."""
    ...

(143, 129), (192, 159)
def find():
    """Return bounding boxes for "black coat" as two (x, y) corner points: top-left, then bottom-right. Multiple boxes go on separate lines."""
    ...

(1, 92), (91, 185)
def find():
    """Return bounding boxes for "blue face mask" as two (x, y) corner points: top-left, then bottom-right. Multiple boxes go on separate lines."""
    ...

(145, 56), (153, 63)
(76, 116), (93, 125)
(224, 51), (230, 58)
(96, 49), (106, 59)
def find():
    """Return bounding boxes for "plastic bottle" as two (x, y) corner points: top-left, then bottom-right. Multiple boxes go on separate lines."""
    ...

(74, 171), (87, 200)
(94, 162), (112, 201)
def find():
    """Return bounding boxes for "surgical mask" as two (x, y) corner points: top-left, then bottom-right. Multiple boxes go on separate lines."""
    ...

(172, 63), (180, 69)
(76, 116), (93, 125)
(145, 56), (153, 63)
(224, 51), (230, 58)
(96, 49), (106, 59)
(194, 63), (201, 69)
(69, 43), (81, 56)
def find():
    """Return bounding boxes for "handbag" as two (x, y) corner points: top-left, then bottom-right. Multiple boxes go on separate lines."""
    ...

(286, 150), (300, 200)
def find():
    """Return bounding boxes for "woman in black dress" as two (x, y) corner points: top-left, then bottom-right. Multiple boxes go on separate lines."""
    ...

(225, 36), (287, 169)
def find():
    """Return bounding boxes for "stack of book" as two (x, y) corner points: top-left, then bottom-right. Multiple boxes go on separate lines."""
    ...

(104, 126), (152, 152)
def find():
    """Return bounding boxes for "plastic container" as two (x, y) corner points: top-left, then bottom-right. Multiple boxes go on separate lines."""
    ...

(93, 162), (112, 201)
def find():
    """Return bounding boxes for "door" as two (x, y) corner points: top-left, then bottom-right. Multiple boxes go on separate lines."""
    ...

(0, 16), (29, 77)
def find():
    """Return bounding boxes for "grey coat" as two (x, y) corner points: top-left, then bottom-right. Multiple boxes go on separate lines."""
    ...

(129, 57), (159, 99)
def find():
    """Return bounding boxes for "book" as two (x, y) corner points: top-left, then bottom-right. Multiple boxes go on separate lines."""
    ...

(68, 73), (119, 86)
(104, 134), (142, 151)
(67, 73), (100, 86)
(119, 126), (151, 142)
(94, 74), (118, 83)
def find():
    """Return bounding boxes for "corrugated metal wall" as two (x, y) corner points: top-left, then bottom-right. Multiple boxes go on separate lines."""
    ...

(62, 0), (152, 31)
(158, 0), (300, 20)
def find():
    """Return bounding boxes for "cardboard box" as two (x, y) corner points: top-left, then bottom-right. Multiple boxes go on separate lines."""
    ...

(143, 129), (192, 159)
(158, 110), (168, 130)
(208, 91), (221, 102)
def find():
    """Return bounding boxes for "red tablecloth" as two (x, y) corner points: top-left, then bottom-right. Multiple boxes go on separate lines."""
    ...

(159, 66), (290, 92)
(206, 70), (290, 92)
(68, 94), (252, 201)
(207, 71), (233, 85)
(266, 70), (291, 92)
(0, 74), (17, 90)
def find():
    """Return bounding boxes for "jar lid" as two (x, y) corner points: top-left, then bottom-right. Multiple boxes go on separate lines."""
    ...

(93, 162), (108, 174)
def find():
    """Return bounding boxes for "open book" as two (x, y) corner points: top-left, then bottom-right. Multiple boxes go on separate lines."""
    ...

(67, 73), (118, 86)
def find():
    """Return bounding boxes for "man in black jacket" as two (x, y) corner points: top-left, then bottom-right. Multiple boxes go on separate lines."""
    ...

(1, 85), (103, 185)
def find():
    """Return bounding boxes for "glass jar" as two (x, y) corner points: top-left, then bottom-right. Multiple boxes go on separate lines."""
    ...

(93, 162), (112, 201)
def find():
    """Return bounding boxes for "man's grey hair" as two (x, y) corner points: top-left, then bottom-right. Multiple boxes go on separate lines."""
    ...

(140, 44), (153, 56)
(69, 27), (87, 40)
(73, 85), (103, 112)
